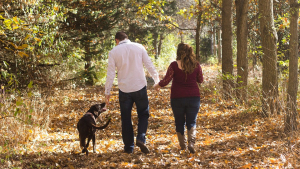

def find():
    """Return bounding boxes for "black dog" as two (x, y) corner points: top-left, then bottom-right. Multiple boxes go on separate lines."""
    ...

(77, 103), (110, 155)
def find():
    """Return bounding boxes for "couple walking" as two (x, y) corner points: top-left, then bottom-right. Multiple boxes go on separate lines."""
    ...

(105, 32), (203, 154)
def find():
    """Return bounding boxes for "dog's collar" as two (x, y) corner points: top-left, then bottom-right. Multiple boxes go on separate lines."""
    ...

(85, 112), (97, 121)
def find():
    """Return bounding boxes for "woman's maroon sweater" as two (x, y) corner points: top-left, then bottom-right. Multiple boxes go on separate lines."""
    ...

(158, 61), (203, 99)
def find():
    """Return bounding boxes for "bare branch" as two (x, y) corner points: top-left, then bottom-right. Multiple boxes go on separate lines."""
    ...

(290, 3), (300, 8)
(168, 22), (197, 31)
(0, 116), (26, 124)
(210, 2), (222, 10)
(248, 12), (260, 27)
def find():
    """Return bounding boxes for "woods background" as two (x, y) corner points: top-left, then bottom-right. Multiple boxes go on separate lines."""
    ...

(1, 0), (300, 168)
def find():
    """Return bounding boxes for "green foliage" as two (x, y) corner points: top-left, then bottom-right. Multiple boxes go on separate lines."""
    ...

(178, 0), (222, 27)
(0, 62), (19, 89)
(206, 56), (219, 65)
(54, 0), (177, 85)
(95, 59), (109, 85)
(0, 0), (178, 88)
(153, 34), (178, 70)
(76, 66), (99, 86)
(135, 0), (176, 24)
(278, 60), (289, 74)
(0, 1), (72, 88)
(0, 81), (36, 125)
(199, 37), (212, 58)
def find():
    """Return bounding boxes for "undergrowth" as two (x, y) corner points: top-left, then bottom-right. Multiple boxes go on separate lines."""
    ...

(0, 87), (55, 153)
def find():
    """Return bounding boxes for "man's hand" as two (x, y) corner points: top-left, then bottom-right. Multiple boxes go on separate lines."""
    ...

(105, 95), (110, 107)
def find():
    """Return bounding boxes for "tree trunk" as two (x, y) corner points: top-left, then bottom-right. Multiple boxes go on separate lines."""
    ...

(222, 0), (234, 99)
(252, 37), (257, 69)
(158, 34), (164, 57)
(84, 42), (91, 70)
(212, 27), (216, 56)
(217, 27), (222, 64)
(259, 0), (278, 116)
(285, 0), (299, 133)
(236, 0), (249, 103)
(153, 32), (158, 59)
(84, 40), (94, 85)
(196, 13), (202, 62)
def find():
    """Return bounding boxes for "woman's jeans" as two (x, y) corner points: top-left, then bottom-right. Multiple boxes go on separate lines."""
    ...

(171, 97), (200, 135)
(119, 86), (149, 152)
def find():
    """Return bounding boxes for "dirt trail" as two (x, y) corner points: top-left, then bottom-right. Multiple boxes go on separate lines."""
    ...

(1, 65), (299, 168)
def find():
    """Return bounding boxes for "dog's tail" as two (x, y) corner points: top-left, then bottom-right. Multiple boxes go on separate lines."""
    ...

(91, 117), (111, 130)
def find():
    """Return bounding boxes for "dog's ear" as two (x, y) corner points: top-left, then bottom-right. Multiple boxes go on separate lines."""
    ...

(91, 104), (98, 111)
(100, 103), (106, 108)
(88, 104), (100, 114)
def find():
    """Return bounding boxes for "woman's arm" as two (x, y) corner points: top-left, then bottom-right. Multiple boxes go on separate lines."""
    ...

(197, 64), (203, 83)
(158, 63), (175, 87)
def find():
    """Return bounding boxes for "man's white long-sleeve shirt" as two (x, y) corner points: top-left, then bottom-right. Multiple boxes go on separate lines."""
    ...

(105, 39), (159, 95)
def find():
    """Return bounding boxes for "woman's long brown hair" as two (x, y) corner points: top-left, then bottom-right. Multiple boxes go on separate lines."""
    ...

(176, 43), (198, 74)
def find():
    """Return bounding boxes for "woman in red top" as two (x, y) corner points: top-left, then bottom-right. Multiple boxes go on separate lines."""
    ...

(153, 43), (203, 153)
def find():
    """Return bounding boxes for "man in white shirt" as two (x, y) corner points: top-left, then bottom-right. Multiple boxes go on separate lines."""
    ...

(105, 32), (159, 154)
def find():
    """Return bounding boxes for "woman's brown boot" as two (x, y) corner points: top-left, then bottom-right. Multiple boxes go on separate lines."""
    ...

(188, 127), (196, 153)
(176, 132), (186, 150)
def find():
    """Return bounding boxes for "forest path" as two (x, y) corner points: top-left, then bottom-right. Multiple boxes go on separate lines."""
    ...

(2, 65), (298, 168)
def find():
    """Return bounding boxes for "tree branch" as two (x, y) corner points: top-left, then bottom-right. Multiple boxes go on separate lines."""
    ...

(210, 2), (222, 10)
(37, 63), (60, 67)
(168, 22), (197, 31)
(0, 116), (26, 124)
(248, 12), (260, 27)
(291, 3), (300, 8)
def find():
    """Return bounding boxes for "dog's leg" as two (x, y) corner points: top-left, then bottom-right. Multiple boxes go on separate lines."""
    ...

(83, 143), (89, 156)
(84, 148), (89, 156)
(85, 136), (92, 155)
(81, 136), (88, 155)
(92, 134), (96, 153)
(86, 137), (92, 147)
(79, 134), (84, 147)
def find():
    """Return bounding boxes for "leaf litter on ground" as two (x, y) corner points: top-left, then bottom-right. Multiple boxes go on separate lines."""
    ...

(1, 65), (300, 168)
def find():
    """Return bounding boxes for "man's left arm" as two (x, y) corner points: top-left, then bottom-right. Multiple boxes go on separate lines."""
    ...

(104, 52), (116, 106)
(141, 48), (159, 84)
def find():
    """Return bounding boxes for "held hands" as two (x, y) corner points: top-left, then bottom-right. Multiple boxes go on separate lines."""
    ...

(153, 83), (161, 91)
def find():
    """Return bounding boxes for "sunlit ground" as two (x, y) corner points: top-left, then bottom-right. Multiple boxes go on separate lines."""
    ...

(1, 66), (300, 168)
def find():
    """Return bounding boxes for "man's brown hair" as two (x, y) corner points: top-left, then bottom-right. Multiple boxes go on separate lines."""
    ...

(115, 32), (128, 41)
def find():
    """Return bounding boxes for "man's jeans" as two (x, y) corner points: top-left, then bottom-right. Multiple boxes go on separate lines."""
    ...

(171, 97), (200, 135)
(119, 86), (149, 152)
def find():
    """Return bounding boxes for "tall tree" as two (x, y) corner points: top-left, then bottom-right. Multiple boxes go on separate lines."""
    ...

(285, 0), (299, 132)
(195, 11), (202, 61)
(216, 26), (221, 64)
(58, 0), (126, 85)
(0, 0), (68, 88)
(222, 0), (234, 99)
(176, 0), (221, 62)
(235, 0), (249, 103)
(259, 0), (278, 116)
(127, 0), (177, 59)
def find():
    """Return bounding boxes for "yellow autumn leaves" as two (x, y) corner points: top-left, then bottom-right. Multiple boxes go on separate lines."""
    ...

(1, 15), (43, 58)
